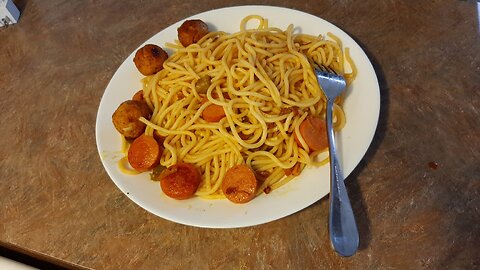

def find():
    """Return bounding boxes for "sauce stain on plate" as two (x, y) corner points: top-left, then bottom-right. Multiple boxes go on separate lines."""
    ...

(101, 150), (124, 164)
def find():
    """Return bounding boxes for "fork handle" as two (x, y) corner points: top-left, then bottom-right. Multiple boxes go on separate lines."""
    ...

(326, 100), (359, 257)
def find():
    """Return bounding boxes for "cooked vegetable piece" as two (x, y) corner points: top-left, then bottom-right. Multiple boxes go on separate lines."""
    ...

(284, 162), (302, 176)
(201, 96), (226, 122)
(127, 134), (161, 172)
(153, 130), (166, 145)
(255, 170), (270, 181)
(195, 75), (211, 94)
(221, 164), (258, 204)
(177, 19), (209, 47)
(295, 116), (328, 151)
(112, 100), (152, 139)
(150, 164), (167, 181)
(133, 44), (168, 76)
(158, 163), (201, 200)
(280, 106), (299, 115)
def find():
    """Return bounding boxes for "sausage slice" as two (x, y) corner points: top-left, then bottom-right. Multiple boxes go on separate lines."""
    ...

(159, 163), (201, 200)
(295, 116), (328, 151)
(221, 164), (258, 204)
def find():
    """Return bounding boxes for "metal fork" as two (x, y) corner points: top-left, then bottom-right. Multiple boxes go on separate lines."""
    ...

(313, 63), (359, 257)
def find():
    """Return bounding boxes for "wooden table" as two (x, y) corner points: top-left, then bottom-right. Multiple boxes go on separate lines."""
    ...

(1, 1), (479, 269)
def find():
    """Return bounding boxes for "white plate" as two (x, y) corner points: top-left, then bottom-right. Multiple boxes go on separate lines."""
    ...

(95, 5), (380, 228)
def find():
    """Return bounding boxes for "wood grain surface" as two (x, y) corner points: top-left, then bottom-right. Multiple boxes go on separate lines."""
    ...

(1, 0), (479, 269)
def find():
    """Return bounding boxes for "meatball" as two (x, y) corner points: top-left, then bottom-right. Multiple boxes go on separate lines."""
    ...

(177, 19), (209, 47)
(133, 44), (168, 76)
(112, 100), (152, 139)
(132, 90), (144, 102)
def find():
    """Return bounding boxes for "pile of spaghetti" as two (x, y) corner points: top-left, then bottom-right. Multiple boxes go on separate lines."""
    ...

(122, 15), (356, 201)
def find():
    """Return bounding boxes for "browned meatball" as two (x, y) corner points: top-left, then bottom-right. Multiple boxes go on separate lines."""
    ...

(133, 44), (168, 76)
(177, 19), (209, 47)
(132, 90), (144, 102)
(112, 100), (152, 139)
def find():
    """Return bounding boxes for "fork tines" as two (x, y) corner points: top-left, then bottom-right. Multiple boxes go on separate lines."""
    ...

(312, 62), (338, 75)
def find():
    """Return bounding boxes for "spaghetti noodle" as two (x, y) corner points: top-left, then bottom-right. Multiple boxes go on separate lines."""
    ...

(124, 15), (356, 199)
